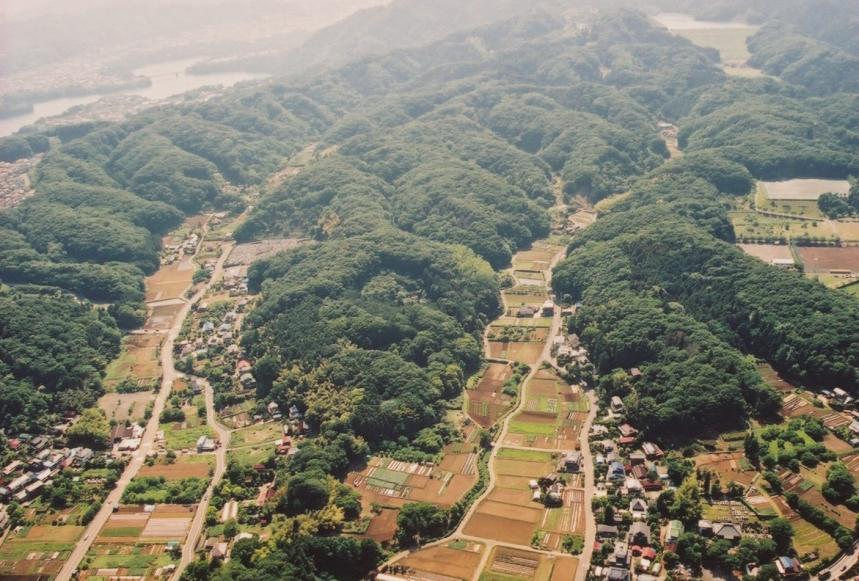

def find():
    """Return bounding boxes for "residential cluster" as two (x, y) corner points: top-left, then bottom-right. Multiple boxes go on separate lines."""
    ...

(0, 154), (40, 210)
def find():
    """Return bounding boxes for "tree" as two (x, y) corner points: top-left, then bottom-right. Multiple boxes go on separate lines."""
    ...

(283, 472), (329, 515)
(745, 434), (762, 466)
(67, 409), (110, 448)
(823, 463), (856, 503)
(768, 518), (794, 553)
(231, 536), (260, 567)
(396, 502), (448, 546)
(223, 518), (239, 539)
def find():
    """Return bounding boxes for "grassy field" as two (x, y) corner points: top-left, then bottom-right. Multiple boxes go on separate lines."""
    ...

(508, 420), (557, 436)
(496, 448), (556, 462)
(230, 422), (282, 448)
(161, 422), (214, 450)
(229, 444), (276, 467)
(729, 210), (838, 242)
(674, 27), (756, 62)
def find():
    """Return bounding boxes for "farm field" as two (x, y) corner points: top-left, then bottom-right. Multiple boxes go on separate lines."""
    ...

(230, 421), (283, 448)
(146, 301), (185, 332)
(479, 545), (578, 581)
(348, 441), (480, 543)
(103, 333), (162, 390)
(488, 340), (545, 366)
(0, 525), (85, 578)
(145, 255), (196, 302)
(394, 541), (486, 581)
(229, 443), (277, 467)
(504, 369), (587, 449)
(464, 449), (557, 546)
(138, 455), (214, 481)
(760, 179), (851, 201)
(736, 243), (794, 265)
(796, 246), (859, 274)
(225, 238), (303, 276)
(99, 391), (154, 423)
(77, 505), (194, 579)
(467, 362), (515, 428)
(694, 451), (757, 487)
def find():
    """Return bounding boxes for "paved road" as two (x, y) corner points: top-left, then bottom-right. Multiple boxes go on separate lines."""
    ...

(172, 376), (231, 579)
(813, 540), (859, 580)
(56, 235), (232, 581)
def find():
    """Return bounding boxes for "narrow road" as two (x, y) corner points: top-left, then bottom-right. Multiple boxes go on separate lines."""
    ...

(173, 376), (231, 579)
(56, 235), (233, 581)
(575, 391), (599, 581)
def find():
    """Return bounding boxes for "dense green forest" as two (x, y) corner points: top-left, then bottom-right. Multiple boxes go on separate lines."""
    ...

(0, 288), (121, 432)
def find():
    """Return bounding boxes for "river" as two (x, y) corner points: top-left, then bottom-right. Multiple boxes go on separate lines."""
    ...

(0, 58), (268, 137)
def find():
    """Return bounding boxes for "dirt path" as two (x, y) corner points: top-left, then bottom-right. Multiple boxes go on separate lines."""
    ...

(56, 230), (233, 581)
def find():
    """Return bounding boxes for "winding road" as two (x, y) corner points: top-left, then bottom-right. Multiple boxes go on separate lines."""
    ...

(56, 232), (233, 581)
(385, 234), (599, 581)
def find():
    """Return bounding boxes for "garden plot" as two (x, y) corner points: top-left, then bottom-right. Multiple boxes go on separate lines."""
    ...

(694, 451), (757, 487)
(505, 371), (587, 449)
(780, 470), (856, 528)
(103, 333), (162, 391)
(349, 449), (479, 540)
(488, 340), (545, 365)
(481, 546), (577, 581)
(0, 525), (85, 578)
(464, 450), (556, 545)
(138, 455), (213, 481)
(467, 362), (515, 428)
(394, 540), (485, 581)
(146, 302), (185, 332)
(230, 421), (283, 448)
(758, 363), (795, 394)
(504, 285), (549, 308)
(145, 255), (196, 302)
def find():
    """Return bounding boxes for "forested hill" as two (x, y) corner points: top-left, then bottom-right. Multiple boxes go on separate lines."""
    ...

(2, 2), (859, 576)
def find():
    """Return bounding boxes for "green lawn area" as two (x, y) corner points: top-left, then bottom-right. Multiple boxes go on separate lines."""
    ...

(792, 519), (839, 563)
(88, 553), (156, 572)
(229, 444), (276, 467)
(496, 448), (554, 462)
(161, 422), (214, 450)
(508, 420), (557, 436)
(230, 422), (283, 448)
(366, 467), (411, 488)
(100, 526), (144, 538)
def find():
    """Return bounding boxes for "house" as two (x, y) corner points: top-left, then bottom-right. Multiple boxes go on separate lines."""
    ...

(629, 368), (642, 380)
(596, 453), (606, 466)
(561, 451), (582, 473)
(641, 442), (664, 459)
(211, 542), (228, 560)
(629, 498), (648, 519)
(606, 567), (630, 581)
(517, 306), (536, 318)
(698, 520), (713, 536)
(597, 524), (619, 539)
(8, 473), (31, 492)
(239, 373), (256, 387)
(774, 556), (803, 577)
(713, 522), (743, 542)
(613, 542), (630, 567)
(666, 520), (684, 549)
(196, 436), (216, 453)
(267, 402), (281, 418)
(289, 405), (303, 421)
(236, 360), (252, 374)
(624, 477), (643, 495)
(618, 436), (636, 447)
(629, 451), (646, 465)
(3, 460), (22, 475)
(629, 522), (651, 546)
(618, 424), (638, 438)
(201, 321), (215, 334)
(608, 461), (626, 481)
(541, 300), (555, 317)
(117, 438), (141, 452)
(610, 396), (625, 413)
